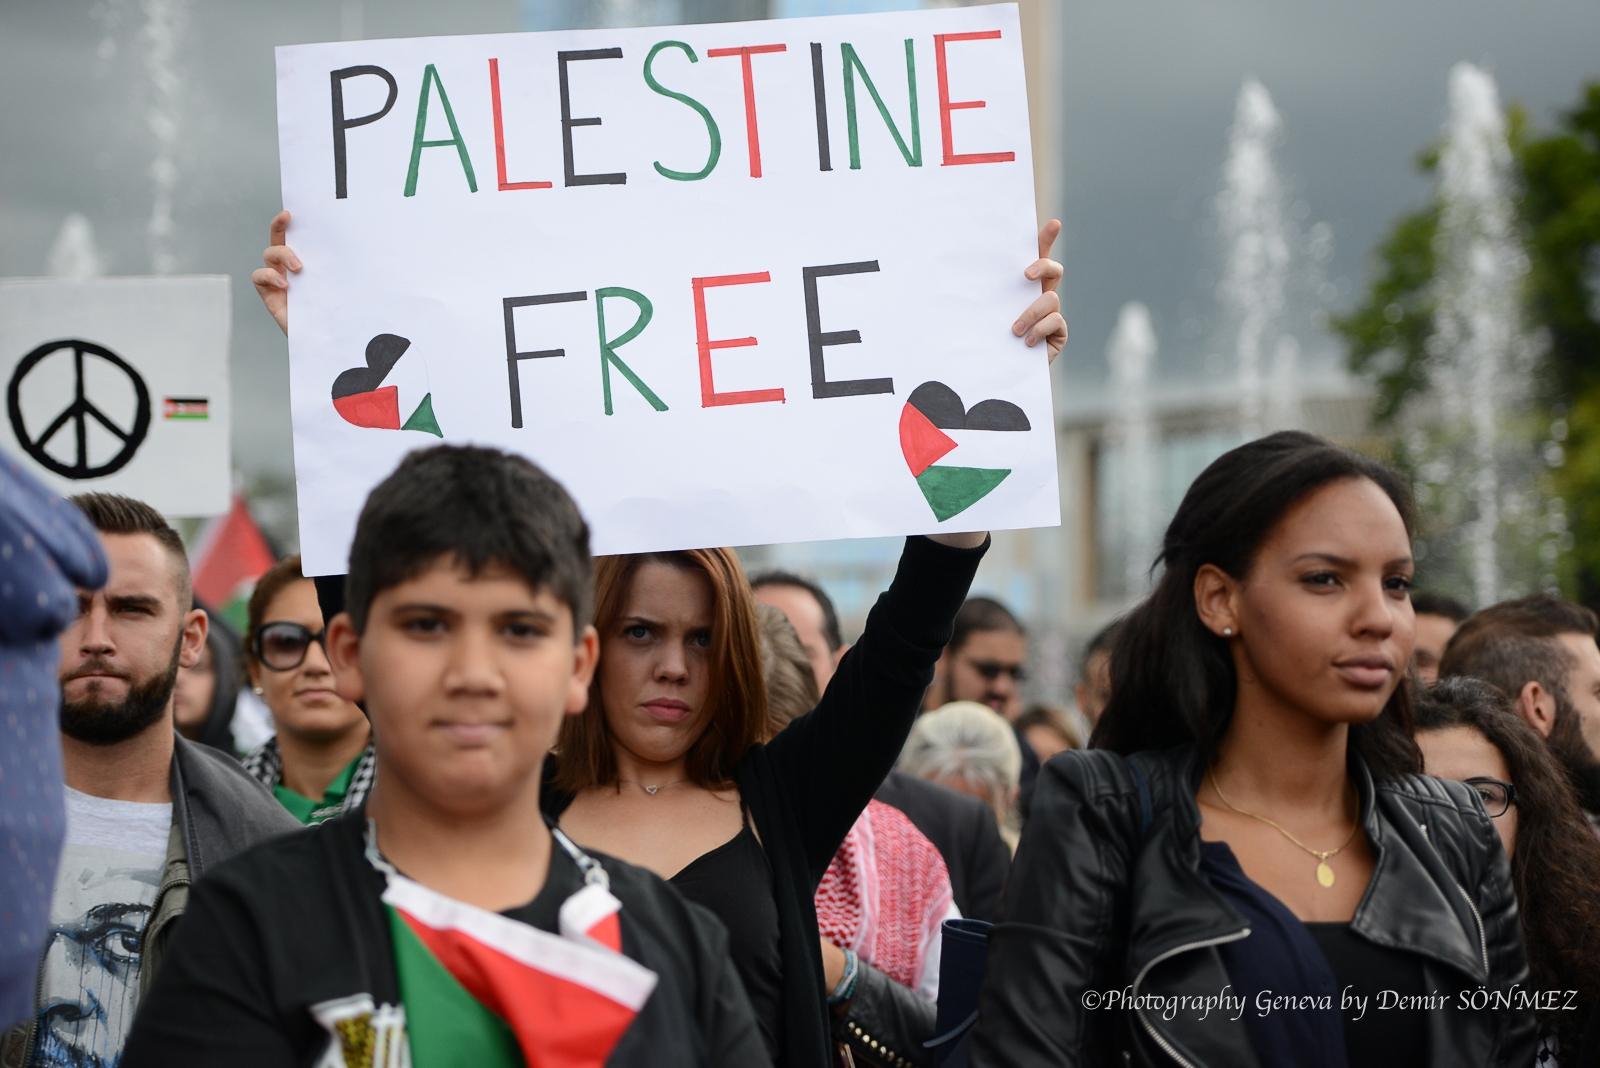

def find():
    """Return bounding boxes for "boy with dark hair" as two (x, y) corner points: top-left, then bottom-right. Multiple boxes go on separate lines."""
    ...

(123, 446), (767, 1068)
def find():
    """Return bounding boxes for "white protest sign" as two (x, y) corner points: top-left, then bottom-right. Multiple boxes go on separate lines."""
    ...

(276, 4), (1058, 576)
(0, 277), (231, 516)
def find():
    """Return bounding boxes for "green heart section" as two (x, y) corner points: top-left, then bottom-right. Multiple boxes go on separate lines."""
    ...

(915, 465), (1011, 522)
(402, 392), (442, 437)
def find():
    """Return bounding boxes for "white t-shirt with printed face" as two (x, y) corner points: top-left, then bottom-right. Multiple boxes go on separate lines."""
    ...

(29, 788), (171, 1068)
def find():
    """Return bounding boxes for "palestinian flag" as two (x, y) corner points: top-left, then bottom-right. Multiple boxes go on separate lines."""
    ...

(382, 873), (657, 1068)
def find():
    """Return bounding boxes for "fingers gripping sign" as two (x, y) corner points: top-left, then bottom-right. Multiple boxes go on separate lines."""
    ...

(1014, 219), (1065, 361)
(252, 210), (301, 336)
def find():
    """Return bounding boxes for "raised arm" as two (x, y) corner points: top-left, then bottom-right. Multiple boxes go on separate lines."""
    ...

(764, 534), (986, 884)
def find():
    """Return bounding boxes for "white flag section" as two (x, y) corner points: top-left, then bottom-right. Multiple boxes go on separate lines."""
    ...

(0, 277), (231, 517)
(276, 4), (1057, 575)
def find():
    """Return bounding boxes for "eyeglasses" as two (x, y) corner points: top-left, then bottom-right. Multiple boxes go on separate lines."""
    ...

(253, 622), (328, 672)
(1464, 777), (1518, 819)
(968, 660), (1028, 683)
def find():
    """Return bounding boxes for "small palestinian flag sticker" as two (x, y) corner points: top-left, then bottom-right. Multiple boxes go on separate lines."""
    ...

(163, 397), (208, 420)
(899, 381), (1030, 521)
(331, 333), (442, 437)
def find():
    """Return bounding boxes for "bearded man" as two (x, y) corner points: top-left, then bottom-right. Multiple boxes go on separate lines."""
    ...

(1440, 593), (1600, 831)
(1, 494), (295, 1068)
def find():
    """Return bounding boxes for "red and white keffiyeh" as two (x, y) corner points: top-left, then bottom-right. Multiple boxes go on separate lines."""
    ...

(815, 799), (959, 999)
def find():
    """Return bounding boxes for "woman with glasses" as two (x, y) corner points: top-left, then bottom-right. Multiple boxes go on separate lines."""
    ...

(1416, 676), (1600, 1063)
(239, 555), (373, 825)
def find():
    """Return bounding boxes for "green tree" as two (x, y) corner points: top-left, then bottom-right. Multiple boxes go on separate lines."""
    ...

(1335, 82), (1600, 601)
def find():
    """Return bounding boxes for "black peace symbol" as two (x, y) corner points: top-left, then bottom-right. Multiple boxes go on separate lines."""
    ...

(7, 339), (151, 479)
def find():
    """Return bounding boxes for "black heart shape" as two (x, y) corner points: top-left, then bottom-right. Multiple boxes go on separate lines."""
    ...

(907, 380), (1030, 431)
(331, 334), (411, 400)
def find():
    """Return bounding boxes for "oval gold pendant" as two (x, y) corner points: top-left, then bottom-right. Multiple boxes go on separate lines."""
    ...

(1316, 861), (1336, 888)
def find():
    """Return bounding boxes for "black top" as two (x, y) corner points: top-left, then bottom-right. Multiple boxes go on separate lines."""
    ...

(549, 535), (986, 1068)
(671, 823), (784, 1062)
(120, 812), (768, 1067)
(1197, 840), (1348, 1068)
(1306, 923), (1433, 1067)
(1199, 841), (1443, 1068)
(873, 770), (1011, 922)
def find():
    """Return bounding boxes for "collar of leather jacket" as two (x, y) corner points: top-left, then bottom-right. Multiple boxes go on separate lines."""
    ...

(1125, 745), (1489, 988)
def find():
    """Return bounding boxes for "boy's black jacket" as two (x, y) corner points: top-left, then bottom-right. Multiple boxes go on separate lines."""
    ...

(120, 812), (769, 1067)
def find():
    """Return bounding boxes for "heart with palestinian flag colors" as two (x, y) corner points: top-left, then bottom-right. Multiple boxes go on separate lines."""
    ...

(378, 870), (657, 1068)
(331, 333), (442, 437)
(899, 381), (1032, 522)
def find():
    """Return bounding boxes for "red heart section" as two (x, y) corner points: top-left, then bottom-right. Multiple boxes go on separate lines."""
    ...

(899, 402), (958, 477)
(333, 386), (401, 430)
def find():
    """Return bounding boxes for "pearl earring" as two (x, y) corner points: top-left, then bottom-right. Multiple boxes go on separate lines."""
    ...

(1222, 627), (1234, 637)
(253, 685), (264, 695)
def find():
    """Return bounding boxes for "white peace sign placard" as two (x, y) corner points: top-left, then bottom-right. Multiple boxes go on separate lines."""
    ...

(0, 277), (232, 516)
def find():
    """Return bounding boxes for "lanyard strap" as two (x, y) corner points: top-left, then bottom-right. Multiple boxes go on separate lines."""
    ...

(364, 819), (611, 892)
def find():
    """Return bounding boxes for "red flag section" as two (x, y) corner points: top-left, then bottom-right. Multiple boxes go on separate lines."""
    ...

(383, 873), (656, 1068)
(333, 385), (403, 430)
(899, 401), (958, 477)
(190, 493), (276, 609)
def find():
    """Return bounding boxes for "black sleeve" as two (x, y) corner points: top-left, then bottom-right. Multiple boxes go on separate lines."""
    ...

(121, 872), (298, 1068)
(959, 799), (1012, 924)
(764, 535), (986, 886)
(968, 752), (1139, 1068)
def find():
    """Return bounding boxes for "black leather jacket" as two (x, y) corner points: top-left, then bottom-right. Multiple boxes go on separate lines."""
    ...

(970, 745), (1536, 1068)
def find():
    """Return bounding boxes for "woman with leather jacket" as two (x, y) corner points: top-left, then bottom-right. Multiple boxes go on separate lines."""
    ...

(971, 432), (1536, 1068)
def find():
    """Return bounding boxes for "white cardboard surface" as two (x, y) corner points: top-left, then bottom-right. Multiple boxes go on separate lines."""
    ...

(276, 4), (1058, 575)
(0, 276), (232, 516)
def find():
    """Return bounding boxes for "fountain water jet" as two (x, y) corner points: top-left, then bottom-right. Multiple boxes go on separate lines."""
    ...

(46, 214), (106, 280)
(1217, 79), (1290, 439)
(1106, 302), (1159, 596)
(141, 0), (186, 274)
(1423, 62), (1541, 606)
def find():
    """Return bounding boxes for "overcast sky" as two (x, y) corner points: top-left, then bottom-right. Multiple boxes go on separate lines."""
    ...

(2, 0), (1597, 482)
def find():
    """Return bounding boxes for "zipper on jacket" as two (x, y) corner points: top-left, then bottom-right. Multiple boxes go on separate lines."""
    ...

(1129, 928), (1251, 1068)
(1418, 821), (1490, 977)
(14, 948), (45, 1066)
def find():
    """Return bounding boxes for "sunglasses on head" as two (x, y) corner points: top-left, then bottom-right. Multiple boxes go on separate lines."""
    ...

(968, 660), (1027, 683)
(253, 621), (328, 672)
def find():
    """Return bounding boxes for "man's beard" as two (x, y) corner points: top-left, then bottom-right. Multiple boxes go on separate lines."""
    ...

(59, 644), (181, 747)
(1547, 698), (1600, 814)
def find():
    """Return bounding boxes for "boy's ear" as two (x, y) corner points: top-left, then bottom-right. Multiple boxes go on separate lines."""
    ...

(566, 624), (600, 717)
(326, 612), (366, 705)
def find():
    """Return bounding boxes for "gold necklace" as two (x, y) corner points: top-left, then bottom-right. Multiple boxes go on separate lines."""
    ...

(1209, 769), (1360, 889)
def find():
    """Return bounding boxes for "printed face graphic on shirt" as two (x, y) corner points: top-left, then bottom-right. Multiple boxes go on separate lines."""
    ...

(34, 852), (160, 1068)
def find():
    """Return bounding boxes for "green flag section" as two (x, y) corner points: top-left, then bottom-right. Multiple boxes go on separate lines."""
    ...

(915, 465), (1011, 522)
(401, 392), (443, 436)
(387, 907), (524, 1068)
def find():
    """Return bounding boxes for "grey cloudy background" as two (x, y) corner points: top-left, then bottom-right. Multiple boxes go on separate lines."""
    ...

(2, 0), (1597, 492)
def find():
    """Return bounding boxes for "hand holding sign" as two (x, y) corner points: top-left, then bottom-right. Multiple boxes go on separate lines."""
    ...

(1016, 218), (1065, 359)
(252, 210), (299, 335)
(275, 5), (1060, 572)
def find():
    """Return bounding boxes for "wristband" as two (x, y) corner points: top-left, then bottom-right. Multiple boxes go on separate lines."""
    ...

(828, 947), (860, 1005)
